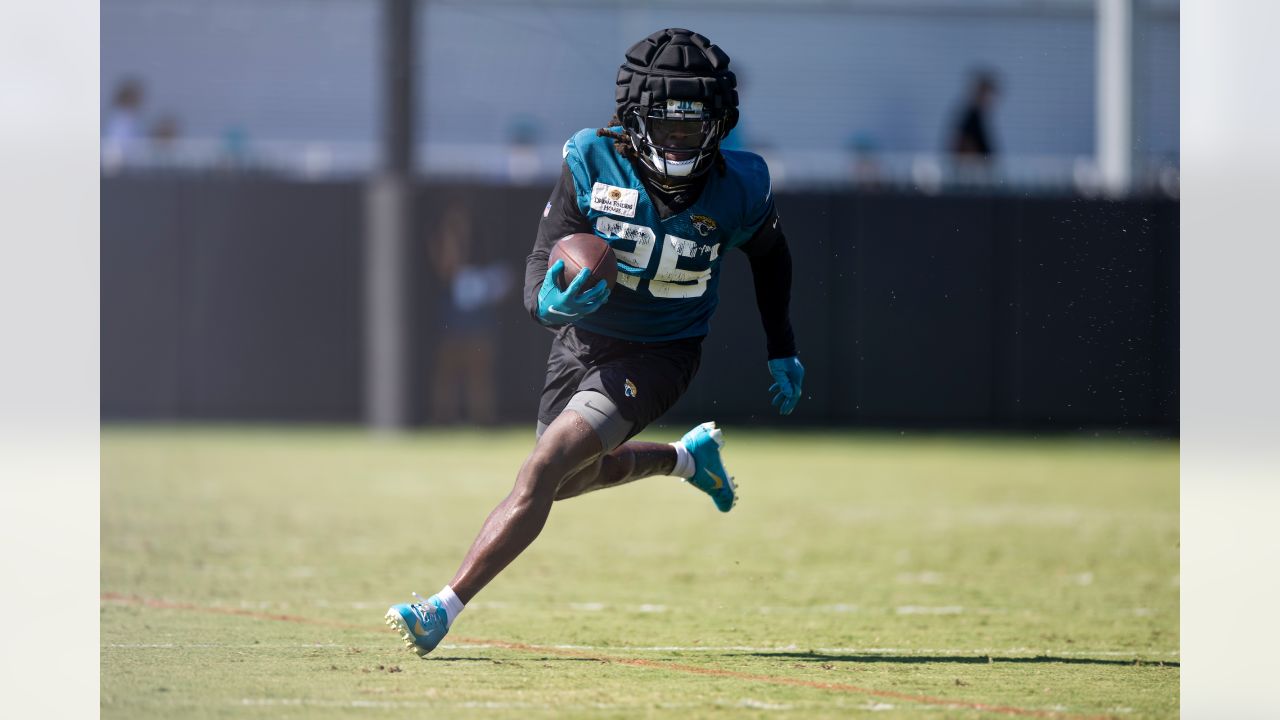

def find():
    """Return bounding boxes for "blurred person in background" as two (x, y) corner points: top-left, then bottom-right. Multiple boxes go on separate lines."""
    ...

(506, 116), (542, 184)
(427, 205), (513, 425)
(148, 114), (181, 167)
(102, 77), (145, 171)
(847, 132), (883, 189)
(219, 125), (251, 170)
(948, 69), (1001, 178)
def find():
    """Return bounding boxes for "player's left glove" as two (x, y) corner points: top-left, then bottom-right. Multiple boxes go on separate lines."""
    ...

(767, 356), (805, 416)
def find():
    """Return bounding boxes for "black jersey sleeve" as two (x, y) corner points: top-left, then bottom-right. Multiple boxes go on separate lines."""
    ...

(737, 207), (797, 360)
(523, 162), (593, 324)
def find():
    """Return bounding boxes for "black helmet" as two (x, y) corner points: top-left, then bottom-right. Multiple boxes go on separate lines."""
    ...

(615, 29), (738, 189)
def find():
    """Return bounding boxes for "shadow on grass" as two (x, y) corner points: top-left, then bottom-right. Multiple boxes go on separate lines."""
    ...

(432, 656), (608, 664)
(741, 652), (1179, 668)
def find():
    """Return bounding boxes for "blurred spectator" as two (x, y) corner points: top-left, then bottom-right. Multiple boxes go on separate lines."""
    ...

(428, 206), (514, 425)
(506, 116), (541, 184)
(949, 69), (1000, 160)
(149, 114), (180, 146)
(148, 114), (181, 166)
(847, 133), (883, 189)
(103, 78), (146, 170)
(219, 125), (251, 170)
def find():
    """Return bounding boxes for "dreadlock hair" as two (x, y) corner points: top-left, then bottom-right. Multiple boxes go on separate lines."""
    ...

(596, 115), (634, 159)
(597, 114), (727, 176)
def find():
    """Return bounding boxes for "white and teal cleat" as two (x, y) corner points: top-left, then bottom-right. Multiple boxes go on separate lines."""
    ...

(385, 592), (450, 657)
(679, 421), (737, 512)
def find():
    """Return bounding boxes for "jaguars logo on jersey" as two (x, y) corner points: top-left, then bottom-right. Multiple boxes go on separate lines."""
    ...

(690, 214), (718, 237)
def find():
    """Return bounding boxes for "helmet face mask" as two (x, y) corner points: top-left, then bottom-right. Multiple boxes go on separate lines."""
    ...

(625, 100), (726, 189)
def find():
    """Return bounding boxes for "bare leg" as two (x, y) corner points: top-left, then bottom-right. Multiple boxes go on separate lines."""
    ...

(554, 441), (677, 500)
(447, 411), (603, 603)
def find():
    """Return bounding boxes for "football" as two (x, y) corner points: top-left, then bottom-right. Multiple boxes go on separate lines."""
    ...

(549, 232), (618, 292)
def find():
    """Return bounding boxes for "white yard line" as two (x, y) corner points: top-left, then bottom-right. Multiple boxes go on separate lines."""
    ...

(440, 642), (1180, 657)
(106, 643), (345, 649)
(896, 605), (965, 615)
(736, 698), (793, 710)
(107, 640), (1179, 657)
(183, 599), (1032, 615)
(114, 595), (1167, 619)
(236, 698), (700, 710)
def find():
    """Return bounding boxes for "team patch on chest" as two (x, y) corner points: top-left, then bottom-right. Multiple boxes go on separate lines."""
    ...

(590, 182), (639, 218)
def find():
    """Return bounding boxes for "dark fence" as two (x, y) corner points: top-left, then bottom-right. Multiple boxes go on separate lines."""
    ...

(102, 175), (1178, 432)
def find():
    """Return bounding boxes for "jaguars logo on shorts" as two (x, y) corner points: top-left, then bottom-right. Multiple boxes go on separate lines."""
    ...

(690, 214), (718, 237)
(624, 379), (638, 398)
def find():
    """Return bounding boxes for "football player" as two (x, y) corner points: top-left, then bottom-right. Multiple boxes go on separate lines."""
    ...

(386, 28), (804, 655)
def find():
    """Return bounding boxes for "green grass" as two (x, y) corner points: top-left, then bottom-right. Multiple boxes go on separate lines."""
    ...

(102, 426), (1178, 718)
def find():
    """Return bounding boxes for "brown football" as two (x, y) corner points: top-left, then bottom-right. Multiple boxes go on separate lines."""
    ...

(549, 232), (618, 292)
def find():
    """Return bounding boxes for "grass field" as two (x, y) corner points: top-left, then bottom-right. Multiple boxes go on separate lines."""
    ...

(102, 426), (1178, 718)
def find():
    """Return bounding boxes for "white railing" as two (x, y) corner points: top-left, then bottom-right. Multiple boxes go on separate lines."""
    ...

(101, 137), (1177, 196)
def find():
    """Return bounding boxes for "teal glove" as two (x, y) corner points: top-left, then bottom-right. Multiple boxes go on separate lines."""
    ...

(536, 259), (610, 325)
(767, 356), (805, 415)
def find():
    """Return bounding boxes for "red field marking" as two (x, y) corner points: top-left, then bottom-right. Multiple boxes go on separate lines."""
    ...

(102, 593), (1112, 719)
(101, 592), (363, 630)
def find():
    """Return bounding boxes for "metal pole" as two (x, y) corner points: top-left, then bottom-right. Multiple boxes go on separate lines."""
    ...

(365, 0), (415, 430)
(1096, 0), (1134, 196)
(385, 0), (415, 177)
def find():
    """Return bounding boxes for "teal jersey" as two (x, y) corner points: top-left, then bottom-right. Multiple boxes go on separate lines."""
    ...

(561, 127), (774, 342)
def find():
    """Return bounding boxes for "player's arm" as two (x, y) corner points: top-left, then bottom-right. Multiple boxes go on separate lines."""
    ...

(738, 207), (804, 415)
(523, 163), (606, 326)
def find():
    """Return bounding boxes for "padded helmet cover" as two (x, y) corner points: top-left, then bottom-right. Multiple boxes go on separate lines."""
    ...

(615, 28), (739, 132)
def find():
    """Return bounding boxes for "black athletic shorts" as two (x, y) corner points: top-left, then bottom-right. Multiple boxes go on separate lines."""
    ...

(537, 325), (703, 444)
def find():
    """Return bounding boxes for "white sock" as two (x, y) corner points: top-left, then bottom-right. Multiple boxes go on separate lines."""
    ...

(436, 585), (465, 628)
(669, 441), (695, 479)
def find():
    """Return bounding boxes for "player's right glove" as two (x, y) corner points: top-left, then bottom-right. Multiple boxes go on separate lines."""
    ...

(536, 259), (610, 325)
